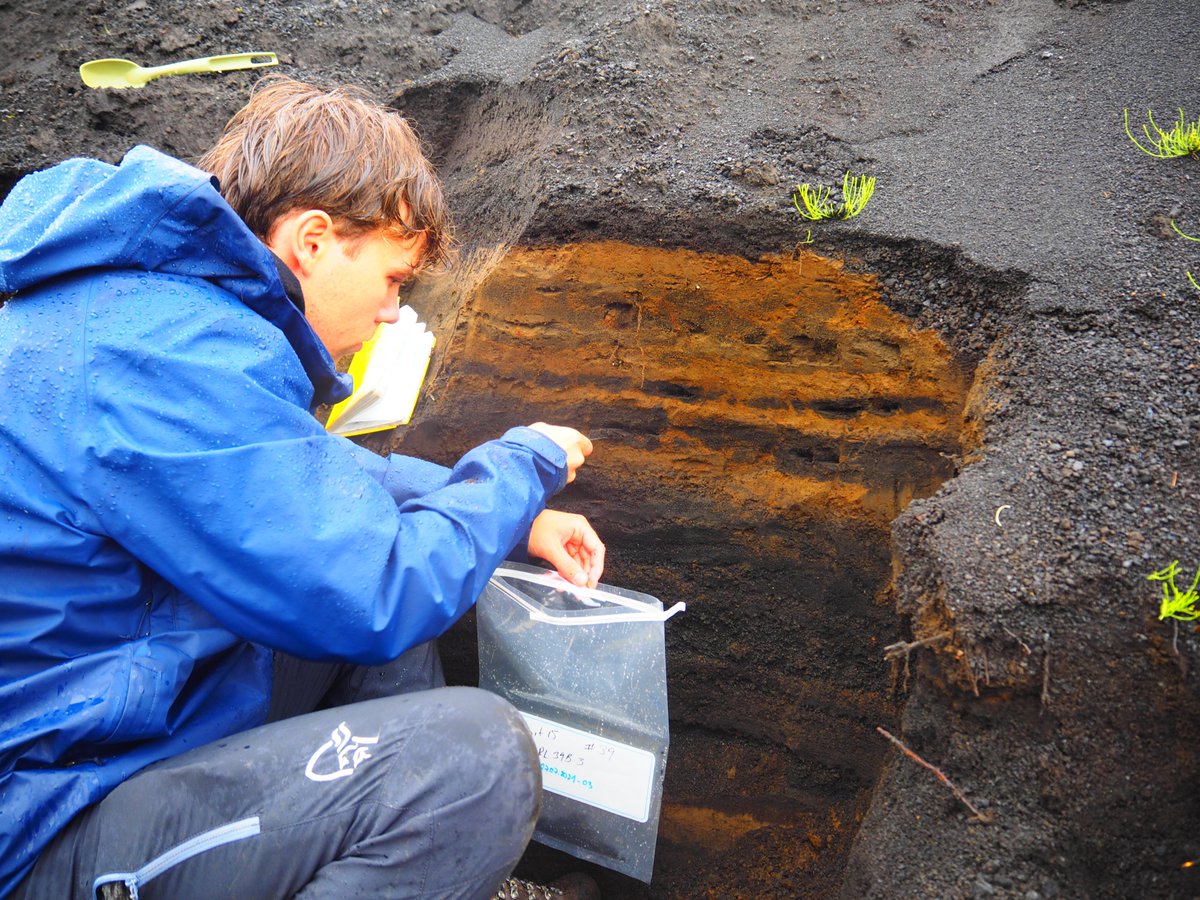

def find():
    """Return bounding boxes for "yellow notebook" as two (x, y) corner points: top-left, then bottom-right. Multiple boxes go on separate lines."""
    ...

(325, 305), (435, 437)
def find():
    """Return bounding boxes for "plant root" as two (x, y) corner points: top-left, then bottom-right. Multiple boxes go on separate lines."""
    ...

(876, 726), (993, 823)
(1003, 626), (1032, 656)
(1040, 643), (1051, 714)
(884, 631), (951, 691)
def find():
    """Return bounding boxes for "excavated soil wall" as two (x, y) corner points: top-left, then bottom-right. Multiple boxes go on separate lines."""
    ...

(374, 240), (986, 897)
(4, 2), (1200, 897)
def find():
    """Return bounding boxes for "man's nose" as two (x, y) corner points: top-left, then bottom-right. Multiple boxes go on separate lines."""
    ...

(377, 301), (401, 324)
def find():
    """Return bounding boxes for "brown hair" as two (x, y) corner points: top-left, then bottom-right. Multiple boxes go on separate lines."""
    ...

(198, 76), (452, 269)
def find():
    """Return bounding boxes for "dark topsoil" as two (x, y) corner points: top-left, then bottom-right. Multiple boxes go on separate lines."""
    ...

(3, 0), (1200, 897)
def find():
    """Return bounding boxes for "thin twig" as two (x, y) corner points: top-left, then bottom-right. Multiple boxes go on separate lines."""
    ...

(876, 727), (992, 822)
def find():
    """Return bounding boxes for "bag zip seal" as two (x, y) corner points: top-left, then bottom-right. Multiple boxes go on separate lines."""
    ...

(490, 568), (685, 625)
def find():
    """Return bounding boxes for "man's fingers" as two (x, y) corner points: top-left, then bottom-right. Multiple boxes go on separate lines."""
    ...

(577, 524), (605, 588)
(527, 423), (593, 481)
(544, 542), (587, 586)
(563, 449), (582, 483)
(585, 540), (606, 588)
(527, 509), (606, 588)
(562, 520), (605, 588)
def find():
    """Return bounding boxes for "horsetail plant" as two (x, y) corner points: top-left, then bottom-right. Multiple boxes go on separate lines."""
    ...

(1171, 220), (1199, 242)
(1124, 108), (1200, 159)
(793, 182), (838, 220)
(1170, 220), (1200, 291)
(1148, 561), (1200, 621)
(840, 171), (876, 218)
(792, 171), (876, 221)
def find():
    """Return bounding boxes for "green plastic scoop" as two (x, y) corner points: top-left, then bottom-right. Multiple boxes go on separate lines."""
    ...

(79, 52), (278, 89)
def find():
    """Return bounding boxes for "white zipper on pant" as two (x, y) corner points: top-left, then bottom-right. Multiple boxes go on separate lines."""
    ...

(92, 816), (261, 899)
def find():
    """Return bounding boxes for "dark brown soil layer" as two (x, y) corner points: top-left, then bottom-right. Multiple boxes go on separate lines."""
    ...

(4, 1), (1200, 898)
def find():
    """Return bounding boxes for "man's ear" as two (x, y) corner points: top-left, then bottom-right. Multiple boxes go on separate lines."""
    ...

(265, 210), (336, 279)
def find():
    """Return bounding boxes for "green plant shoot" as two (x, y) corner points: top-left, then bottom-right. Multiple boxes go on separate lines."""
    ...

(793, 183), (837, 220)
(1170, 221), (1200, 290)
(1148, 561), (1200, 621)
(1171, 221), (1200, 242)
(840, 171), (875, 219)
(1124, 108), (1200, 159)
(791, 171), (876, 221)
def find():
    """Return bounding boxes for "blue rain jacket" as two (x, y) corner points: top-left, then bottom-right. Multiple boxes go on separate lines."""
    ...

(0, 145), (568, 894)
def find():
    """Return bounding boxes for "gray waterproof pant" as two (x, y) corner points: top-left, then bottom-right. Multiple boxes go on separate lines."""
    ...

(12, 644), (541, 899)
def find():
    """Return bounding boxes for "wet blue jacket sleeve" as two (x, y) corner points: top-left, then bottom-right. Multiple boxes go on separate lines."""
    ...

(339, 440), (452, 502)
(341, 444), (534, 561)
(79, 292), (565, 664)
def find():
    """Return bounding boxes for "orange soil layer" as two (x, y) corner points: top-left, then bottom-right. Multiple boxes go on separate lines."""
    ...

(439, 241), (970, 522)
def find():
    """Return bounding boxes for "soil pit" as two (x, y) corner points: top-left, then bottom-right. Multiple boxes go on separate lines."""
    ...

(379, 240), (983, 898)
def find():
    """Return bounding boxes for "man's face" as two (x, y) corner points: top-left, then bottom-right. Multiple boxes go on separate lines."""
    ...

(303, 227), (427, 359)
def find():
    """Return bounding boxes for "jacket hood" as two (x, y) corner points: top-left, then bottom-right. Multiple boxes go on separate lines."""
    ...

(0, 145), (351, 405)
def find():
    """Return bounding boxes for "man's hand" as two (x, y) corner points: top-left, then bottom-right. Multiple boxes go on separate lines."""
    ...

(528, 423), (592, 484)
(528, 509), (606, 588)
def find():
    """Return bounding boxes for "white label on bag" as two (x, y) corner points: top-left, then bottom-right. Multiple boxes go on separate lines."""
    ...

(517, 712), (657, 823)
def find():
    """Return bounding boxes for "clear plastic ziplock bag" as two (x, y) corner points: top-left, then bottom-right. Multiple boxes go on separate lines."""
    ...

(477, 562), (685, 883)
